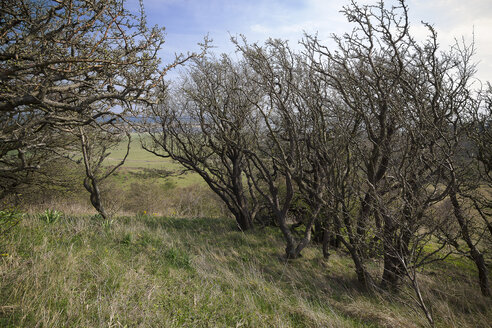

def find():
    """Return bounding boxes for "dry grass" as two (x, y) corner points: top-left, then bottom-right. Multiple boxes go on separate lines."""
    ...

(21, 179), (228, 220)
(4, 137), (490, 327)
(1, 214), (491, 327)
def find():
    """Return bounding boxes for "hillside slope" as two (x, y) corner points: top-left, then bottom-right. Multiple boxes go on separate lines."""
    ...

(1, 215), (491, 327)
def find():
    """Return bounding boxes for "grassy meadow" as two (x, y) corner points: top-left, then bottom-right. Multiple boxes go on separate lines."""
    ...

(1, 137), (491, 328)
(20, 135), (216, 218)
(1, 214), (491, 328)
(106, 135), (205, 188)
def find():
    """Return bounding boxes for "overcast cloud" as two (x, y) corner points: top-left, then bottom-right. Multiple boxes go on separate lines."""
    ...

(130, 0), (492, 83)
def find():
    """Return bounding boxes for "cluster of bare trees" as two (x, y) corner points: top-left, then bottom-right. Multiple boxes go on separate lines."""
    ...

(1, 0), (205, 211)
(1, 0), (490, 321)
(142, 1), (491, 307)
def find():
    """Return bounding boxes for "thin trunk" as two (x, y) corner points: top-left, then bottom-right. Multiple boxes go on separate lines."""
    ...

(232, 155), (254, 231)
(402, 259), (435, 327)
(83, 177), (107, 219)
(381, 251), (402, 290)
(356, 192), (372, 240)
(338, 203), (370, 288)
(278, 214), (299, 259)
(450, 189), (491, 297)
(381, 215), (403, 290)
(280, 203), (321, 259)
(322, 228), (331, 259)
(412, 277), (434, 328)
(341, 238), (371, 288)
(235, 208), (254, 231)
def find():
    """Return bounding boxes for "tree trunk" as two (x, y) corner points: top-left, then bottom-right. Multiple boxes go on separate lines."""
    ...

(234, 209), (254, 231)
(83, 177), (108, 220)
(322, 228), (331, 259)
(381, 251), (402, 291)
(333, 215), (342, 249)
(231, 156), (254, 231)
(450, 190), (491, 297)
(339, 238), (371, 288)
(381, 215), (404, 291)
(352, 249), (370, 288)
(279, 220), (300, 259)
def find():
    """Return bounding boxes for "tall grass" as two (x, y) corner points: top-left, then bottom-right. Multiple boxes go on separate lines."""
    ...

(22, 178), (228, 220)
(1, 214), (490, 327)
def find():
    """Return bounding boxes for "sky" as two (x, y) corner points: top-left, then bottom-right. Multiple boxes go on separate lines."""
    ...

(128, 0), (492, 84)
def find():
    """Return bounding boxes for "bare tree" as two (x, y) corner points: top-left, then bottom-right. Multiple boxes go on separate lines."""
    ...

(0, 0), (201, 198)
(441, 83), (491, 296)
(142, 55), (261, 231)
(303, 0), (479, 293)
(304, 0), (411, 287)
(71, 124), (130, 219)
(463, 85), (492, 239)
(233, 38), (324, 259)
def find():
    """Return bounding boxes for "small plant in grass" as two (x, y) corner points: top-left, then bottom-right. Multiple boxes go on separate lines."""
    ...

(38, 209), (63, 223)
(121, 232), (133, 245)
(164, 247), (192, 270)
(91, 213), (103, 220)
(136, 210), (148, 218)
(0, 207), (23, 248)
(101, 218), (114, 231)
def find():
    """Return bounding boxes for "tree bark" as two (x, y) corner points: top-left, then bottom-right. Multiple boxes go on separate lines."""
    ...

(322, 228), (331, 259)
(234, 209), (254, 231)
(83, 177), (107, 219)
(450, 189), (491, 297)
(381, 251), (402, 291)
(380, 214), (405, 291)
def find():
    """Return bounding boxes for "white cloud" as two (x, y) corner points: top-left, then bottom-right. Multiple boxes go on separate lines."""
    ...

(135, 0), (492, 82)
(407, 0), (492, 82)
(243, 0), (492, 82)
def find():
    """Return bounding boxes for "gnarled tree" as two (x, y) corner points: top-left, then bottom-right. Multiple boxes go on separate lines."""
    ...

(142, 55), (261, 231)
(0, 0), (198, 199)
(304, 0), (477, 293)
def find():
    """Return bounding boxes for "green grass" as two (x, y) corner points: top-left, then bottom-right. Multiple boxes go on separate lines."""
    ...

(10, 135), (491, 327)
(1, 215), (491, 327)
(105, 135), (205, 189)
